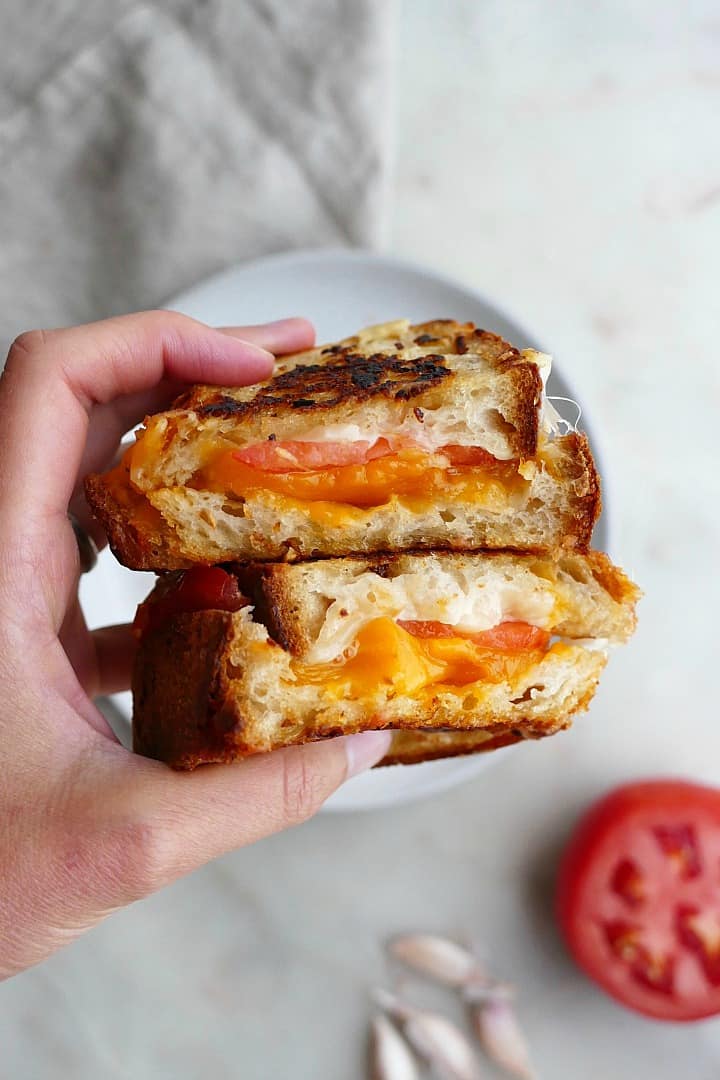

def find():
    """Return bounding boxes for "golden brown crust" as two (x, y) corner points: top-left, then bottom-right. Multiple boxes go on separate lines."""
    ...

(581, 548), (640, 607)
(228, 562), (309, 656)
(83, 472), (182, 570)
(133, 611), (240, 768)
(379, 729), (523, 766)
(547, 432), (601, 550)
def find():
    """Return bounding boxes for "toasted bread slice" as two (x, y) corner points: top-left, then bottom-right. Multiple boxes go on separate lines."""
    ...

(85, 318), (600, 570)
(132, 550), (639, 769)
(381, 729), (522, 766)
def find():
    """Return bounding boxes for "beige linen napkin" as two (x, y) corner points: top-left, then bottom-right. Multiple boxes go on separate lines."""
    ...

(0, 1), (394, 356)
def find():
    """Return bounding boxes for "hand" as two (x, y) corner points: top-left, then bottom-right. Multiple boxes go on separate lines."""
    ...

(0, 312), (391, 980)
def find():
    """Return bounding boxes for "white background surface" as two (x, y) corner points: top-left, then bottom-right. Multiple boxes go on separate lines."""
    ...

(4, 2), (720, 1077)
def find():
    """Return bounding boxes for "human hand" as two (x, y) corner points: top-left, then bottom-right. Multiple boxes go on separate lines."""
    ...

(0, 312), (390, 980)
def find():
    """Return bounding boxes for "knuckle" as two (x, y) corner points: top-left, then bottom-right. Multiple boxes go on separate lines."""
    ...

(102, 819), (175, 903)
(280, 751), (327, 825)
(6, 328), (51, 365)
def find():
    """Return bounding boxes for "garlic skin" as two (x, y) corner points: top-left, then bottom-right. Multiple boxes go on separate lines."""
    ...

(374, 989), (482, 1080)
(404, 1011), (483, 1080)
(388, 934), (483, 988)
(462, 979), (515, 1005)
(369, 1014), (420, 1080)
(471, 998), (534, 1079)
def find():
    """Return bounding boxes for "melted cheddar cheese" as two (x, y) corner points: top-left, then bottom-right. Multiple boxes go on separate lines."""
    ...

(101, 453), (166, 533)
(294, 618), (549, 699)
(197, 447), (526, 513)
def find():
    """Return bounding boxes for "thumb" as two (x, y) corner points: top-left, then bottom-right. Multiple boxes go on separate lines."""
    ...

(91, 731), (391, 904)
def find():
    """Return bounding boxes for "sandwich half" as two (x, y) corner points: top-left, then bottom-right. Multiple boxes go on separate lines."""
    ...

(132, 550), (639, 769)
(85, 320), (600, 569)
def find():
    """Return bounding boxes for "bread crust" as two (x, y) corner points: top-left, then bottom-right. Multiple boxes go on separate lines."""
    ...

(379, 729), (523, 766)
(84, 472), (177, 570)
(132, 610), (235, 767)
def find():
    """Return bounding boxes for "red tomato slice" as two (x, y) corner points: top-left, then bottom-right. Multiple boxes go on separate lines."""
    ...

(441, 445), (504, 468)
(231, 439), (507, 473)
(233, 438), (394, 472)
(397, 620), (550, 652)
(134, 567), (247, 637)
(557, 780), (720, 1021)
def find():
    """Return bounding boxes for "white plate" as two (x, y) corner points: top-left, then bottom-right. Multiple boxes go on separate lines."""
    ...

(80, 248), (609, 812)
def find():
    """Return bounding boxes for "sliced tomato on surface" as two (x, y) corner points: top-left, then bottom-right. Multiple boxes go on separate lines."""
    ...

(232, 438), (394, 472)
(557, 780), (720, 1021)
(397, 619), (550, 652)
(133, 567), (248, 637)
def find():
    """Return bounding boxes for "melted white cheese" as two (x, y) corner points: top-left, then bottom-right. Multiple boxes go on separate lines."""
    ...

(306, 567), (557, 665)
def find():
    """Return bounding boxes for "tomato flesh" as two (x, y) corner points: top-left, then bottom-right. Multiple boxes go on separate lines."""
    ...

(232, 437), (395, 472)
(440, 445), (506, 468)
(229, 438), (507, 473)
(398, 619), (550, 652)
(134, 566), (248, 637)
(557, 780), (720, 1021)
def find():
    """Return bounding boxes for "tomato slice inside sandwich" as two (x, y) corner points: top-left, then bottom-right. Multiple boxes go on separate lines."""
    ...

(232, 438), (394, 472)
(133, 567), (248, 637)
(398, 620), (551, 652)
(199, 438), (522, 509)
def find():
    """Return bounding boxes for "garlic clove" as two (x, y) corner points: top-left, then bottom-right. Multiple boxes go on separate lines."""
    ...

(471, 998), (534, 1079)
(373, 986), (414, 1022)
(403, 1010), (483, 1080)
(369, 1014), (420, 1080)
(462, 979), (516, 1005)
(388, 934), (482, 988)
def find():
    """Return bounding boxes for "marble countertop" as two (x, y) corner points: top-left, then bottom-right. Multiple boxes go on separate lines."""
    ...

(4, 2), (720, 1077)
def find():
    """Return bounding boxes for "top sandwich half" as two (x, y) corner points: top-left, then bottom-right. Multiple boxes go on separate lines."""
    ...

(85, 319), (600, 569)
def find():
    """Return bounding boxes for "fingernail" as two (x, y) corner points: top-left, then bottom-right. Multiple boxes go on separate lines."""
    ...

(343, 730), (393, 778)
(217, 318), (302, 339)
(237, 342), (275, 363)
(215, 329), (275, 358)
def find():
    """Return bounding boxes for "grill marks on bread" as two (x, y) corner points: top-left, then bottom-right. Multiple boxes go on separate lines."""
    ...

(192, 351), (454, 420)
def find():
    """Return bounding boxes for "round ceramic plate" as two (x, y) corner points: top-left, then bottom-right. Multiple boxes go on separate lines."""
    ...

(80, 248), (609, 812)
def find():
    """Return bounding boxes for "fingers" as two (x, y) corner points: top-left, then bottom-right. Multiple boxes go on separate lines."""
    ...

(73, 318), (316, 482)
(100, 730), (391, 901)
(0, 312), (275, 525)
(218, 317), (315, 354)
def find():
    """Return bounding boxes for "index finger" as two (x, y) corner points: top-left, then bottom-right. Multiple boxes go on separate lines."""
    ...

(0, 312), (311, 527)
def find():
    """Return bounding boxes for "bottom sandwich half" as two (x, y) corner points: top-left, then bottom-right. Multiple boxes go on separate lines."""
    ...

(132, 550), (639, 769)
(132, 552), (639, 773)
